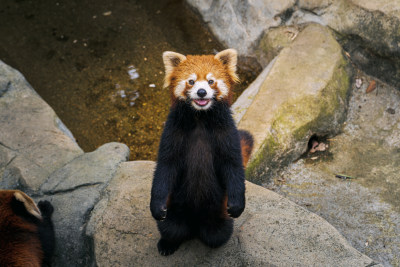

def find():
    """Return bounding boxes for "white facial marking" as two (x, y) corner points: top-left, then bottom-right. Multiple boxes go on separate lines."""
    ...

(188, 80), (215, 100)
(207, 73), (228, 99)
(188, 75), (216, 110)
(174, 73), (197, 99)
(216, 79), (229, 99)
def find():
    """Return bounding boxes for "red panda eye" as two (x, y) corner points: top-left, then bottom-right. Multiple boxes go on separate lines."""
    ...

(208, 80), (214, 85)
(188, 80), (195, 85)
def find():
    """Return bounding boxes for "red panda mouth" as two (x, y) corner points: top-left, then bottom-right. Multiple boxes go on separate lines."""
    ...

(193, 99), (210, 107)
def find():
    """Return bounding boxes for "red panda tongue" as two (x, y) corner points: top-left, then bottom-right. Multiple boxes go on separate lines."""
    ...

(194, 99), (210, 106)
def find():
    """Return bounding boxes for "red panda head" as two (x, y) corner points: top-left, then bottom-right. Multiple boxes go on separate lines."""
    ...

(0, 190), (42, 221)
(0, 190), (44, 267)
(163, 49), (239, 110)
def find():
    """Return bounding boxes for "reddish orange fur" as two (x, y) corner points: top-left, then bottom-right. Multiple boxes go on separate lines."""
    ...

(241, 139), (252, 168)
(0, 190), (43, 267)
(221, 195), (229, 218)
(166, 55), (238, 106)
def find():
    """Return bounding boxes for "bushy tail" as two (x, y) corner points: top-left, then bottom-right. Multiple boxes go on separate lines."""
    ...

(239, 130), (254, 169)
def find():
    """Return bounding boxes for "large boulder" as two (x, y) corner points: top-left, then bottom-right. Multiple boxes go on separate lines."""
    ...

(0, 61), (130, 266)
(36, 142), (129, 266)
(293, 0), (400, 87)
(186, 0), (296, 55)
(0, 61), (83, 192)
(87, 161), (378, 266)
(233, 24), (351, 184)
(188, 0), (400, 87)
(273, 74), (400, 266)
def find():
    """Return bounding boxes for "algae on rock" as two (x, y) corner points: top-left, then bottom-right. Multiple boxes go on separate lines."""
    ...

(235, 24), (352, 184)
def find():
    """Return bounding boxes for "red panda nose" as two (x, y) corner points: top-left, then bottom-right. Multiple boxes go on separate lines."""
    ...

(197, 89), (207, 98)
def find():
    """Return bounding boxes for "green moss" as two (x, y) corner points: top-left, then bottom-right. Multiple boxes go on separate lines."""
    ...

(246, 53), (351, 184)
(246, 134), (279, 184)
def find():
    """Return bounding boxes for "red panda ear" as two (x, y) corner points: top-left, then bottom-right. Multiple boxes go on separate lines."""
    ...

(14, 191), (42, 219)
(214, 49), (240, 83)
(163, 51), (187, 88)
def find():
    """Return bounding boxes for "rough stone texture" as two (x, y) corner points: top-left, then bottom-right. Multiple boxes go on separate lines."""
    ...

(232, 57), (277, 123)
(35, 142), (129, 266)
(294, 0), (400, 87)
(41, 142), (129, 193)
(0, 61), (83, 191)
(186, 0), (296, 55)
(235, 24), (351, 184)
(256, 26), (299, 66)
(0, 60), (131, 266)
(87, 161), (378, 266)
(188, 0), (400, 87)
(272, 74), (400, 267)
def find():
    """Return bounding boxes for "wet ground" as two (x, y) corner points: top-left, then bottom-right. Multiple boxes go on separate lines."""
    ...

(0, 0), (256, 160)
(268, 73), (400, 266)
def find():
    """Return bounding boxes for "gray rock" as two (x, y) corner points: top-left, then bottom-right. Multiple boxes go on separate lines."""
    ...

(0, 61), (83, 191)
(87, 161), (378, 266)
(186, 0), (296, 55)
(256, 26), (299, 66)
(36, 142), (129, 266)
(235, 24), (351, 184)
(273, 74), (400, 266)
(295, 0), (400, 87)
(41, 142), (129, 193)
(188, 0), (400, 87)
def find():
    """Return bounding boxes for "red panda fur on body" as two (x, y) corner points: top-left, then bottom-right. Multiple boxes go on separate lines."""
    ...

(0, 190), (55, 267)
(150, 49), (253, 256)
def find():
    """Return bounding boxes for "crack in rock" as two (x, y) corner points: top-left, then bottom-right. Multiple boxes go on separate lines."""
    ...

(40, 182), (103, 196)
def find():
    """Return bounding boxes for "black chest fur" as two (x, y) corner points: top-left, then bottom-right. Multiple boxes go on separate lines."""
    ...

(163, 101), (239, 206)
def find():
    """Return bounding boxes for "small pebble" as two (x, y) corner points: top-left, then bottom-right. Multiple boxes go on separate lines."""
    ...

(119, 90), (126, 98)
(103, 11), (112, 16)
(149, 84), (156, 88)
(386, 108), (395, 114)
(355, 78), (362, 88)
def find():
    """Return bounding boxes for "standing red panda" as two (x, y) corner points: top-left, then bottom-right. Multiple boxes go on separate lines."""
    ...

(150, 49), (253, 256)
(0, 190), (55, 266)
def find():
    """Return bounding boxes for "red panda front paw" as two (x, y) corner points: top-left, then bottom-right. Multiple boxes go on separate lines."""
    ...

(150, 201), (167, 221)
(227, 199), (245, 218)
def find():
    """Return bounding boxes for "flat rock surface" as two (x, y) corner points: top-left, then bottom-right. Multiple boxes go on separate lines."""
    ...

(87, 161), (377, 266)
(0, 61), (83, 191)
(271, 75), (400, 266)
(235, 23), (350, 183)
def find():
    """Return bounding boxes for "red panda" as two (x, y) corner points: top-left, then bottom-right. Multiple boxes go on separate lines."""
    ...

(150, 49), (253, 256)
(0, 190), (55, 267)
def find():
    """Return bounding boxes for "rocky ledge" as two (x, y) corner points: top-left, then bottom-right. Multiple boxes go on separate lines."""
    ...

(187, 0), (400, 88)
(0, 44), (379, 265)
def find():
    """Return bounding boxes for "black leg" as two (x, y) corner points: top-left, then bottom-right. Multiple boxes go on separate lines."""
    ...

(38, 200), (55, 266)
(198, 217), (233, 248)
(156, 213), (192, 256)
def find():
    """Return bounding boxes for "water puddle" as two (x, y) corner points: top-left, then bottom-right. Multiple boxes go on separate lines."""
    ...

(0, 0), (257, 160)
